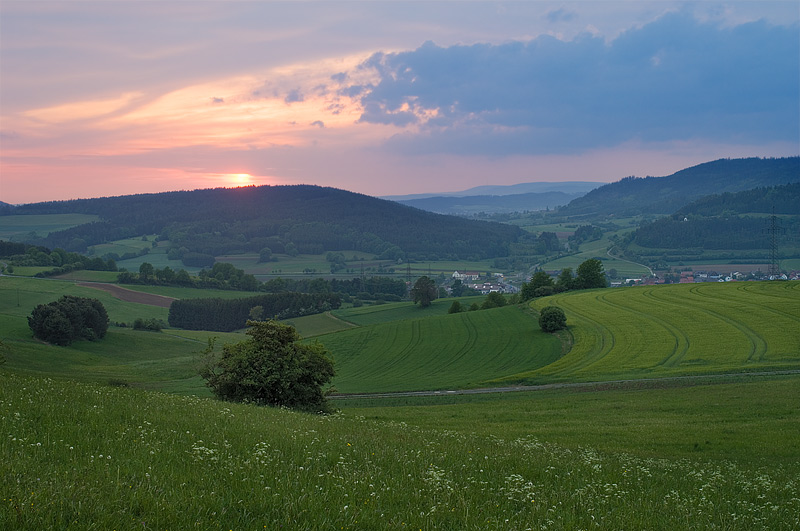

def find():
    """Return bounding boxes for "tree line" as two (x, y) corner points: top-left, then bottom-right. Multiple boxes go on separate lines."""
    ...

(167, 292), (342, 332)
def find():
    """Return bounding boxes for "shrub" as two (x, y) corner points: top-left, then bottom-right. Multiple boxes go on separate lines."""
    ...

(200, 320), (335, 413)
(538, 306), (567, 333)
(28, 296), (109, 346)
(448, 301), (463, 314)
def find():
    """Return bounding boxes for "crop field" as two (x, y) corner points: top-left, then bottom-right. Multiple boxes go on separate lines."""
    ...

(2, 372), (797, 530)
(332, 296), (485, 327)
(325, 305), (562, 393)
(0, 213), (99, 239)
(517, 281), (800, 383)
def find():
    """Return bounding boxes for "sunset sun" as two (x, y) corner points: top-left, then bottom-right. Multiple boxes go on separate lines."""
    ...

(229, 173), (252, 186)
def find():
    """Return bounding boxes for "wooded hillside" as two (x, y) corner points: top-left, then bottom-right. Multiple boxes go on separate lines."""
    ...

(3, 185), (526, 261)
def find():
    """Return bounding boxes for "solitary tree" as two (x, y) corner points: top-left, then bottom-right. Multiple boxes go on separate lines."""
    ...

(28, 295), (109, 346)
(576, 258), (606, 289)
(199, 320), (335, 413)
(411, 276), (437, 308)
(448, 300), (463, 314)
(538, 306), (567, 333)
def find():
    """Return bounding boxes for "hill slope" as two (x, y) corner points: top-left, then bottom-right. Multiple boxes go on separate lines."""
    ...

(559, 157), (800, 218)
(2, 185), (525, 261)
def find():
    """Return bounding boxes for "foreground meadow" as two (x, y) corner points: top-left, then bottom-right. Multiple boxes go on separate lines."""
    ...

(2, 372), (798, 530)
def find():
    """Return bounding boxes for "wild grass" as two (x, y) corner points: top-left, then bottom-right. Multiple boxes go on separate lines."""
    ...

(2, 372), (797, 530)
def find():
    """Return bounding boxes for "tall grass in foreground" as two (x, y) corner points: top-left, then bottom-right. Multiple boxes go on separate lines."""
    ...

(2, 372), (798, 530)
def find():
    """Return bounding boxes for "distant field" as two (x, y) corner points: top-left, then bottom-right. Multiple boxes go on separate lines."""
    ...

(332, 296), (484, 327)
(516, 281), (800, 384)
(0, 213), (99, 239)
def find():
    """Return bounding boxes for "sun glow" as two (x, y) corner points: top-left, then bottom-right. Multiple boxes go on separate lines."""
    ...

(231, 173), (252, 185)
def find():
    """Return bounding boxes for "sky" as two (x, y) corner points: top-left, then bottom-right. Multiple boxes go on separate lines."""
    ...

(1, 1), (798, 205)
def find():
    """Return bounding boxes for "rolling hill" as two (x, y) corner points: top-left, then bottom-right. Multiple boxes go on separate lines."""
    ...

(1, 185), (525, 261)
(559, 157), (800, 218)
(392, 190), (584, 215)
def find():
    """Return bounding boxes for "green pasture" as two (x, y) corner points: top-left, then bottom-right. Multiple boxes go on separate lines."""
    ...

(325, 304), (562, 393)
(283, 312), (358, 338)
(331, 296), (484, 327)
(2, 372), (797, 530)
(515, 281), (800, 384)
(342, 373), (800, 465)
(89, 235), (157, 256)
(0, 213), (99, 239)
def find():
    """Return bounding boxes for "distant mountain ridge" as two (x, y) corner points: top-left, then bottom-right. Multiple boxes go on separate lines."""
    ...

(382, 181), (600, 201)
(560, 157), (800, 218)
(394, 191), (584, 215)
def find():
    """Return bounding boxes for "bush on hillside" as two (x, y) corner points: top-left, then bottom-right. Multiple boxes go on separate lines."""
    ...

(538, 306), (567, 333)
(28, 296), (109, 346)
(199, 320), (335, 413)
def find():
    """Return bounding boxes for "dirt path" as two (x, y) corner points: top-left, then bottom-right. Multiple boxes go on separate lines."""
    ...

(78, 282), (177, 308)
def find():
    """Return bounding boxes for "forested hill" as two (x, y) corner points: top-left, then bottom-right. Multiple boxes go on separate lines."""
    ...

(627, 182), (800, 252)
(3, 185), (524, 260)
(559, 157), (800, 218)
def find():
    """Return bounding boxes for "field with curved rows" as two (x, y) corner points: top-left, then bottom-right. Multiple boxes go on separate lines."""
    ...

(326, 305), (562, 393)
(515, 281), (800, 383)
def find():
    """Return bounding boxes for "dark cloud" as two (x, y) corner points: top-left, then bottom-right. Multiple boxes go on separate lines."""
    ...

(311, 120), (325, 128)
(348, 13), (799, 156)
(285, 89), (304, 104)
(210, 97), (224, 104)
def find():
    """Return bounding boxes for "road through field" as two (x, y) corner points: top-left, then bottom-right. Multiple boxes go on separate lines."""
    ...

(329, 370), (800, 399)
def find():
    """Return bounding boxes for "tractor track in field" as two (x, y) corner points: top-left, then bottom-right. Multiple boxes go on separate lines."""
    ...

(329, 370), (800, 399)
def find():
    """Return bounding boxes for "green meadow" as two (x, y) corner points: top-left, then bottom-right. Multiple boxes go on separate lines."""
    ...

(2, 372), (797, 530)
(1, 273), (799, 528)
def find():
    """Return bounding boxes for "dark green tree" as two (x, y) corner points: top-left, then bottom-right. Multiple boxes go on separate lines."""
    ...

(28, 296), (109, 346)
(139, 262), (154, 281)
(555, 268), (575, 292)
(481, 291), (507, 309)
(411, 276), (437, 308)
(576, 258), (607, 289)
(521, 271), (554, 300)
(538, 306), (567, 333)
(448, 300), (463, 314)
(200, 320), (335, 413)
(451, 278), (465, 297)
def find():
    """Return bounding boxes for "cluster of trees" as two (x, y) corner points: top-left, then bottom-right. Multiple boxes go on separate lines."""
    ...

(520, 258), (607, 301)
(119, 262), (260, 291)
(28, 296), (109, 346)
(168, 292), (342, 332)
(447, 292), (509, 314)
(0, 241), (117, 277)
(199, 320), (335, 413)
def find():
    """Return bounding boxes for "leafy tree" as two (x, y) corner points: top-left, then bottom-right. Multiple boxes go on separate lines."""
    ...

(555, 268), (575, 292)
(451, 278), (465, 297)
(199, 320), (335, 413)
(521, 271), (553, 300)
(481, 292), (507, 309)
(576, 258), (607, 289)
(139, 262), (154, 281)
(411, 276), (437, 308)
(448, 300), (463, 314)
(259, 247), (273, 263)
(28, 296), (109, 346)
(539, 306), (567, 333)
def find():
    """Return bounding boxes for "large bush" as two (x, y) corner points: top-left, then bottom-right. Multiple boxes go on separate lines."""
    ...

(538, 306), (567, 333)
(28, 295), (109, 346)
(200, 320), (335, 413)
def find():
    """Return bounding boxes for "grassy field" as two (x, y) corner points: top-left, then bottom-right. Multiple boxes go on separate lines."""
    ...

(0, 213), (99, 239)
(325, 304), (563, 393)
(515, 281), (800, 384)
(2, 371), (797, 530)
